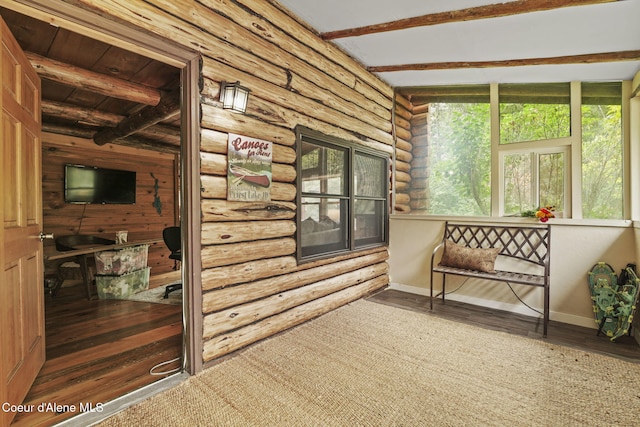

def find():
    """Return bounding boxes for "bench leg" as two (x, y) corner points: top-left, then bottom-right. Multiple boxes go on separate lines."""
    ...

(543, 284), (549, 337)
(429, 270), (434, 310)
(442, 275), (446, 304)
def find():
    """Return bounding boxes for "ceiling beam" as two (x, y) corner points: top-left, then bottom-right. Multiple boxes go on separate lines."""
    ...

(368, 50), (640, 73)
(93, 89), (181, 146)
(321, 0), (616, 40)
(26, 51), (162, 106)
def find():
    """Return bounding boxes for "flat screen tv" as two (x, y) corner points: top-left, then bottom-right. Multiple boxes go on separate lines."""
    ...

(64, 164), (136, 204)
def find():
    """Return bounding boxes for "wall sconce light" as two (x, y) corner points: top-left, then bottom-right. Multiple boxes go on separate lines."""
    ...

(220, 81), (250, 113)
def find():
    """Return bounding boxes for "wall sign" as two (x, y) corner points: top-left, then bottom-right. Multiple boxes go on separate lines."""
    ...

(227, 133), (272, 201)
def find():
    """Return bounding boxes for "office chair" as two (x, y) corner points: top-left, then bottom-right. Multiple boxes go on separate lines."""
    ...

(162, 226), (182, 299)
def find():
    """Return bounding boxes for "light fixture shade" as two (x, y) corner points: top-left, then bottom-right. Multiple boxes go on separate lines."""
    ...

(220, 81), (250, 113)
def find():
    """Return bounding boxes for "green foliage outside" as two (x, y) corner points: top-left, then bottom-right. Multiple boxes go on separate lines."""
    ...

(581, 104), (623, 219)
(427, 103), (491, 216)
(426, 95), (622, 219)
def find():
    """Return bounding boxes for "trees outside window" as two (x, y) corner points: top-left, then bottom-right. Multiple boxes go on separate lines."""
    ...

(421, 81), (623, 219)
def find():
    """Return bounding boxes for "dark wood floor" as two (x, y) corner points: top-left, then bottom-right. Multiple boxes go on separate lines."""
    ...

(12, 283), (182, 427)
(367, 289), (640, 362)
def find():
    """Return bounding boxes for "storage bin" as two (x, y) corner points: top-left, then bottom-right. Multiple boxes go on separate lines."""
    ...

(95, 244), (149, 275)
(96, 267), (150, 299)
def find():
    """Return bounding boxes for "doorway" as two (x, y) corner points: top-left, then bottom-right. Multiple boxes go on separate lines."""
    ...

(1, 1), (201, 425)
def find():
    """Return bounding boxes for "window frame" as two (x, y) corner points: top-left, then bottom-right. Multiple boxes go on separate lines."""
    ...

(414, 81), (629, 220)
(296, 127), (389, 262)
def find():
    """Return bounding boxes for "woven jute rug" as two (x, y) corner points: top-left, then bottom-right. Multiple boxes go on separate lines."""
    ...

(97, 300), (640, 427)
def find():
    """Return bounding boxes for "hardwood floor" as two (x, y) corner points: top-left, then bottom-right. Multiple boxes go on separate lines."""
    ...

(11, 284), (182, 427)
(367, 289), (640, 362)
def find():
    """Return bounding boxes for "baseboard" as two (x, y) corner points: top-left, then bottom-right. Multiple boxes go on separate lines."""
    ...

(389, 282), (596, 329)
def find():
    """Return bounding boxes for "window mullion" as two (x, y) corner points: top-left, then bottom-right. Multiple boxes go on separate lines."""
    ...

(569, 81), (581, 219)
(490, 82), (500, 217)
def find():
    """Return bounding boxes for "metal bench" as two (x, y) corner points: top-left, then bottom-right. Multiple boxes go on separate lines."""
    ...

(430, 221), (551, 336)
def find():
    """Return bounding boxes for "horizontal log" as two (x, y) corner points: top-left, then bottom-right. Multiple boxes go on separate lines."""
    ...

(396, 170), (411, 183)
(200, 128), (229, 154)
(202, 275), (388, 362)
(394, 93), (412, 112)
(200, 175), (295, 201)
(395, 146), (413, 164)
(26, 52), (161, 106)
(93, 89), (180, 145)
(395, 126), (412, 142)
(201, 237), (296, 269)
(395, 181), (409, 192)
(394, 114), (410, 133)
(201, 220), (295, 245)
(395, 137), (413, 153)
(203, 262), (388, 338)
(394, 203), (412, 213)
(412, 104), (429, 115)
(411, 113), (428, 127)
(200, 104), (295, 147)
(201, 200), (296, 222)
(395, 160), (410, 173)
(200, 152), (227, 175)
(42, 100), (121, 126)
(202, 250), (389, 309)
(201, 256), (298, 291)
(395, 193), (410, 205)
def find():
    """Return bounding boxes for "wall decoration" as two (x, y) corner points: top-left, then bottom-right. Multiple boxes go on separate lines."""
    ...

(227, 133), (272, 202)
(151, 172), (162, 215)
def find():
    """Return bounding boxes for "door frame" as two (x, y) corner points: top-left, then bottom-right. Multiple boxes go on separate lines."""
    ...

(1, 0), (203, 374)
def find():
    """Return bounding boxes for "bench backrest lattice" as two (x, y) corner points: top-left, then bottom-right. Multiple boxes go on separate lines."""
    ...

(444, 222), (550, 269)
(433, 221), (552, 336)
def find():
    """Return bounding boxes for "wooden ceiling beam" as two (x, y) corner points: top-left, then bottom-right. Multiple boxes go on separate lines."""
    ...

(368, 50), (640, 73)
(93, 89), (181, 146)
(42, 100), (181, 146)
(42, 100), (122, 126)
(321, 0), (616, 40)
(26, 51), (162, 106)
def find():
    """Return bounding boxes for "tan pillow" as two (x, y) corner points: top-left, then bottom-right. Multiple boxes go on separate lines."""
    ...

(439, 240), (500, 273)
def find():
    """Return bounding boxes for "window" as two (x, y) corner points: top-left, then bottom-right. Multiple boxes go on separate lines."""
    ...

(427, 101), (491, 216)
(296, 127), (388, 260)
(499, 83), (571, 144)
(581, 82), (623, 219)
(499, 83), (570, 216)
(417, 81), (624, 219)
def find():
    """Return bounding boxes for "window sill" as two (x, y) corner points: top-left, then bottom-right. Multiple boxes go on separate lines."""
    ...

(390, 213), (633, 228)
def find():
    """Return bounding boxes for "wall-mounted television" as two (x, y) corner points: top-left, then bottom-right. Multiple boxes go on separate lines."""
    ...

(64, 164), (136, 204)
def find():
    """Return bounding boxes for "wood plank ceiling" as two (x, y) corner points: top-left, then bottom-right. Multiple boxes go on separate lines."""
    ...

(0, 7), (182, 153)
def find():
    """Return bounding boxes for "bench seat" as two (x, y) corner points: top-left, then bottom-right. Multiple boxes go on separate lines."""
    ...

(432, 265), (546, 287)
(430, 221), (551, 336)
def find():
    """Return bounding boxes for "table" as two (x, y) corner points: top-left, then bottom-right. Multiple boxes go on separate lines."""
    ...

(46, 237), (163, 299)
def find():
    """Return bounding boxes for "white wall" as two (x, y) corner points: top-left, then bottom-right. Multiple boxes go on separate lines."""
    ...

(388, 216), (637, 328)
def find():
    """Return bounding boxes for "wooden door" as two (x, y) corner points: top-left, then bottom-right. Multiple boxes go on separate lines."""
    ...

(0, 16), (45, 427)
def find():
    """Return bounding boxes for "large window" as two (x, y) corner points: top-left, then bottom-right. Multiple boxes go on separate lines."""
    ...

(421, 81), (624, 219)
(297, 127), (388, 260)
(499, 83), (571, 217)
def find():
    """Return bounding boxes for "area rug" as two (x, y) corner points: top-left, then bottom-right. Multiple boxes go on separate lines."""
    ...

(96, 299), (640, 427)
(125, 284), (181, 306)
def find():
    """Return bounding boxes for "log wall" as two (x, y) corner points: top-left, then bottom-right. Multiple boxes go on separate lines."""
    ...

(69, 0), (394, 364)
(42, 133), (179, 285)
(394, 97), (429, 213)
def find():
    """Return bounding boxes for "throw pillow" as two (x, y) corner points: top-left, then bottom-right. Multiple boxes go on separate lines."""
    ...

(439, 240), (500, 273)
